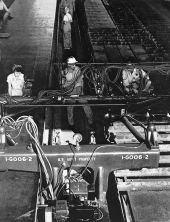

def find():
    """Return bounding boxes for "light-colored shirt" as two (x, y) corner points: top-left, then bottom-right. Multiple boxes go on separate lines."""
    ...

(63, 13), (72, 23)
(123, 68), (149, 88)
(122, 69), (133, 87)
(63, 66), (83, 88)
(7, 73), (24, 96)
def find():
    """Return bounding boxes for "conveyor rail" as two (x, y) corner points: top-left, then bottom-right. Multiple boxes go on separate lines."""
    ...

(114, 168), (170, 222)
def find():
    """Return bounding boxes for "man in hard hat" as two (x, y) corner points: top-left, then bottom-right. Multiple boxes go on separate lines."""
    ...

(62, 56), (93, 126)
(122, 66), (152, 94)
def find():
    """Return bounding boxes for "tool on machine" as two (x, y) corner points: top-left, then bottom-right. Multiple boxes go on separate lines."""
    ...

(89, 131), (96, 144)
(73, 133), (82, 150)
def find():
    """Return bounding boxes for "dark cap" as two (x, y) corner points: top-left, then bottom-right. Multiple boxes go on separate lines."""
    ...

(12, 64), (23, 72)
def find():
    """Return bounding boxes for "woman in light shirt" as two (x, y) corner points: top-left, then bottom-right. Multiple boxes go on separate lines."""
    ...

(7, 65), (25, 96)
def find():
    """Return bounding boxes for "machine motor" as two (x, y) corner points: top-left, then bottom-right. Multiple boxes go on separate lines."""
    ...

(69, 202), (100, 222)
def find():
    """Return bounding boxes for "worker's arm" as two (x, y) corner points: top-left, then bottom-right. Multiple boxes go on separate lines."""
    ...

(143, 79), (152, 92)
(2, 1), (9, 12)
(8, 83), (12, 96)
(62, 67), (81, 88)
(70, 15), (73, 23)
(21, 75), (25, 89)
(7, 75), (12, 96)
(141, 70), (152, 92)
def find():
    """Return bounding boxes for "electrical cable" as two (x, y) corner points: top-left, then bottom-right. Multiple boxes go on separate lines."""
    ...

(25, 117), (54, 199)
(76, 146), (100, 180)
(96, 208), (104, 221)
(56, 183), (66, 200)
(125, 114), (147, 130)
(68, 143), (75, 176)
(1, 115), (54, 200)
(53, 164), (65, 196)
(2, 63), (169, 105)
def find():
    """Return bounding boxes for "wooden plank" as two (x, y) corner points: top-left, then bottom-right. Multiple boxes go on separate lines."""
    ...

(114, 168), (170, 177)
(117, 180), (170, 191)
(159, 155), (170, 164)
(0, 33), (10, 38)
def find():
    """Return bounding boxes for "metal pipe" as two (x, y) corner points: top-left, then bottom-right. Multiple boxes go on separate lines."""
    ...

(121, 115), (145, 143)
(53, 61), (170, 65)
(117, 181), (170, 191)
(159, 155), (170, 164)
(98, 166), (104, 201)
(5, 103), (126, 107)
(53, 167), (59, 188)
(45, 207), (53, 222)
(114, 168), (170, 177)
(0, 104), (4, 118)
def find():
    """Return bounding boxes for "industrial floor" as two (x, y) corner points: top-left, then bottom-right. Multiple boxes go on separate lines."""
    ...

(0, 171), (39, 222)
(0, 1), (170, 222)
(0, 0), (57, 95)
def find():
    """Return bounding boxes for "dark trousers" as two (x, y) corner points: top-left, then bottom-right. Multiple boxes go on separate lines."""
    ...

(67, 86), (93, 125)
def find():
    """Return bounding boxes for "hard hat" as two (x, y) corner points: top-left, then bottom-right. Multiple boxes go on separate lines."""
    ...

(67, 57), (78, 64)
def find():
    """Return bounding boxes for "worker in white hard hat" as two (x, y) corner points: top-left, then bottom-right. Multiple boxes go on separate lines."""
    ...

(62, 57), (81, 89)
(62, 56), (93, 126)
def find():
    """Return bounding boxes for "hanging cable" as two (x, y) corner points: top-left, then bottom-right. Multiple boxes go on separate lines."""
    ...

(1, 115), (54, 200)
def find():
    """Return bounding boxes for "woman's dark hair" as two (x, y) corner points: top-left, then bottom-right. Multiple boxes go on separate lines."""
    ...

(12, 64), (23, 72)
